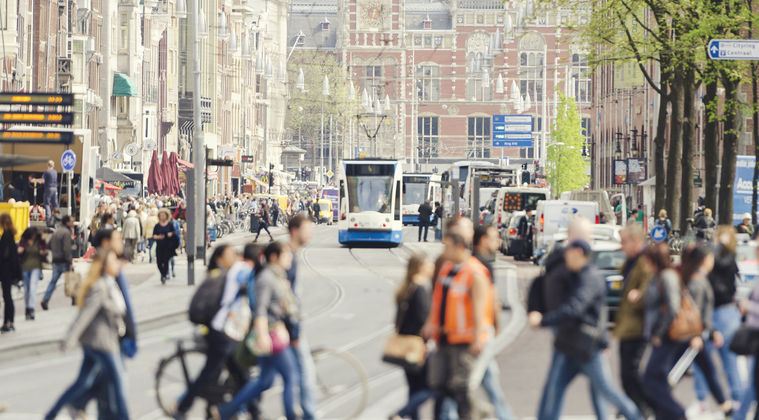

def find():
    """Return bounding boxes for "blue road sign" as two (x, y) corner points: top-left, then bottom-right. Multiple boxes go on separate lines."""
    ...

(650, 225), (668, 243)
(61, 149), (76, 172)
(493, 114), (533, 147)
(708, 39), (759, 60)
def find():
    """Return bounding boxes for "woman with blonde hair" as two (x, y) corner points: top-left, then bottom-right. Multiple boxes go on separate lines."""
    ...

(0, 213), (20, 332)
(153, 208), (177, 283)
(45, 250), (129, 420)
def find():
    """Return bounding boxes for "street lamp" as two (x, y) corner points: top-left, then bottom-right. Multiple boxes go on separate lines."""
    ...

(320, 75), (330, 187)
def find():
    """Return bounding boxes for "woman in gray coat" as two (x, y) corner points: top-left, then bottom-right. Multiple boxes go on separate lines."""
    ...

(45, 250), (129, 420)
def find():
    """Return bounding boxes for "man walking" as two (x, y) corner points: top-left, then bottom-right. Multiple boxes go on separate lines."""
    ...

(422, 217), (493, 420)
(41, 215), (74, 310)
(418, 200), (433, 242)
(286, 214), (319, 420)
(614, 223), (654, 416)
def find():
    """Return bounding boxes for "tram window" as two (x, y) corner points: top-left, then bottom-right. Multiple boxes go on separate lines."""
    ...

(394, 181), (401, 220)
(346, 176), (393, 213)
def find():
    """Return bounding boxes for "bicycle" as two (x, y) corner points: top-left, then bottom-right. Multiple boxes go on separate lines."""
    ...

(668, 229), (683, 255)
(155, 334), (369, 420)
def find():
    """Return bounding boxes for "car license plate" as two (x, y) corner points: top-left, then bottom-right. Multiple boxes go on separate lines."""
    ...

(610, 280), (623, 290)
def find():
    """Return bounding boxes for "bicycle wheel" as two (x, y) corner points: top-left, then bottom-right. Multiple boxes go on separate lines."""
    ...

(155, 347), (208, 416)
(311, 347), (369, 420)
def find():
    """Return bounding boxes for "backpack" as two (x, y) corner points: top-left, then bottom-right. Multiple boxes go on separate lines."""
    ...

(189, 269), (227, 325)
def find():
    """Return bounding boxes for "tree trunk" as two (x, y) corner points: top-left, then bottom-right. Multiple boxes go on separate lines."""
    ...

(654, 84), (669, 217)
(718, 74), (741, 225)
(680, 70), (696, 232)
(666, 76), (684, 229)
(703, 79), (719, 214)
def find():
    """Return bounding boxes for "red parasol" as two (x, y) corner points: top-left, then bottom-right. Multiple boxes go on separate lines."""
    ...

(160, 150), (173, 195)
(168, 152), (181, 195)
(147, 150), (164, 194)
(94, 179), (123, 191)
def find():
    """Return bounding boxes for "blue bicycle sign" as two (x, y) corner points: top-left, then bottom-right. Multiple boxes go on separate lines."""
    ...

(61, 149), (76, 172)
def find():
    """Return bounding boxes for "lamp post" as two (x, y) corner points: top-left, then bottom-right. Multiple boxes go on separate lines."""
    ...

(320, 75), (330, 187)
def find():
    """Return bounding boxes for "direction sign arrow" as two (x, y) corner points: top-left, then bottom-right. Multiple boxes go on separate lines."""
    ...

(708, 39), (759, 60)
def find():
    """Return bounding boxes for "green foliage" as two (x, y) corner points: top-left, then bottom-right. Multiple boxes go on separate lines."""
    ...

(286, 52), (356, 149)
(547, 95), (589, 195)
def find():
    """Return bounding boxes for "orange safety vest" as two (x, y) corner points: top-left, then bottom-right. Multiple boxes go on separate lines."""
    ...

(428, 256), (494, 345)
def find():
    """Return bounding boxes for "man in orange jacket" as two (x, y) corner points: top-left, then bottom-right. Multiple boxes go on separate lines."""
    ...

(422, 217), (493, 420)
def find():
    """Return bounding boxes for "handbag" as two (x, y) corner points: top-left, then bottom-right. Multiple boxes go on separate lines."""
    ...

(381, 286), (427, 370)
(668, 289), (703, 342)
(730, 324), (759, 355)
(63, 271), (82, 297)
(244, 321), (291, 356)
(222, 297), (252, 342)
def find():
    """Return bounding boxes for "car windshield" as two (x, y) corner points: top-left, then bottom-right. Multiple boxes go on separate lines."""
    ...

(592, 250), (626, 270)
(347, 176), (393, 213)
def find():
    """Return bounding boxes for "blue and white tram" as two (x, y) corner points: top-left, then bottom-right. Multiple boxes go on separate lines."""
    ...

(337, 159), (404, 246)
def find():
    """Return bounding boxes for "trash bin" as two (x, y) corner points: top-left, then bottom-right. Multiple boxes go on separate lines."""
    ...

(249, 214), (260, 233)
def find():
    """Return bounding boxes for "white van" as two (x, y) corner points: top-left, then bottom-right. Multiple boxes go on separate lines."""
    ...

(534, 199), (600, 253)
(493, 187), (550, 228)
(559, 190), (615, 225)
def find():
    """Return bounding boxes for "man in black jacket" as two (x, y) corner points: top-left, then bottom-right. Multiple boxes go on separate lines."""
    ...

(41, 215), (75, 310)
(418, 200), (433, 242)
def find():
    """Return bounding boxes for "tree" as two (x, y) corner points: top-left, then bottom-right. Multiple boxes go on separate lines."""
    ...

(547, 94), (590, 195)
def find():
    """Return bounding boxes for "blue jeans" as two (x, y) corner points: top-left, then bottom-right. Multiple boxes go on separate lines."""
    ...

(22, 268), (41, 310)
(694, 304), (744, 401)
(44, 187), (58, 220)
(218, 346), (299, 420)
(43, 262), (69, 303)
(643, 340), (686, 420)
(292, 335), (318, 420)
(148, 238), (154, 262)
(71, 351), (128, 420)
(45, 347), (128, 420)
(735, 357), (755, 420)
(537, 350), (610, 420)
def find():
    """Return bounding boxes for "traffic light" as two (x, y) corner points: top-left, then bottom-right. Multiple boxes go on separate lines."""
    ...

(521, 170), (530, 185)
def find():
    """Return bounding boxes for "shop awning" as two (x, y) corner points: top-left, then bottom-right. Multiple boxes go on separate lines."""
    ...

(96, 167), (136, 187)
(113, 73), (138, 97)
(177, 158), (194, 169)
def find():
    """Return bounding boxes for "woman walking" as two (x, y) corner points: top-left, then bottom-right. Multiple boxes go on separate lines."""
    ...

(641, 243), (690, 420)
(144, 207), (159, 263)
(153, 208), (177, 284)
(679, 244), (733, 415)
(390, 253), (434, 420)
(0, 213), (20, 332)
(212, 241), (299, 420)
(45, 250), (128, 420)
(254, 201), (274, 242)
(19, 227), (47, 321)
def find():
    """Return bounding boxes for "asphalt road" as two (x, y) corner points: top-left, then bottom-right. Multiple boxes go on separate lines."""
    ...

(0, 224), (745, 419)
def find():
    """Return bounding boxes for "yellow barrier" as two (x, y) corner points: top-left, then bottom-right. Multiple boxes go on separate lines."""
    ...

(0, 202), (30, 241)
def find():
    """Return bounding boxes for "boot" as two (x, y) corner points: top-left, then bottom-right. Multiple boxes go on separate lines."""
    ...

(28, 309), (34, 321)
(25, 308), (30, 320)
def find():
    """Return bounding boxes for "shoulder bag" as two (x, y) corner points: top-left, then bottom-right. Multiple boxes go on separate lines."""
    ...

(730, 324), (759, 355)
(667, 285), (703, 342)
(381, 287), (426, 371)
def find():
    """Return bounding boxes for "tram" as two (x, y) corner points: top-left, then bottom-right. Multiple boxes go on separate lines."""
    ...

(401, 173), (441, 225)
(337, 159), (403, 246)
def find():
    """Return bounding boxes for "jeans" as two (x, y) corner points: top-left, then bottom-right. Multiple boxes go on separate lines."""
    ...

(43, 262), (69, 303)
(147, 238), (155, 262)
(694, 304), (744, 401)
(71, 351), (128, 420)
(734, 357), (755, 420)
(255, 222), (273, 240)
(44, 187), (58, 221)
(418, 221), (429, 241)
(292, 335), (318, 420)
(46, 346), (128, 420)
(537, 349), (609, 420)
(177, 329), (240, 413)
(619, 338), (654, 413)
(218, 346), (299, 420)
(538, 349), (641, 420)
(22, 268), (41, 310)
(643, 340), (686, 420)
(397, 389), (436, 418)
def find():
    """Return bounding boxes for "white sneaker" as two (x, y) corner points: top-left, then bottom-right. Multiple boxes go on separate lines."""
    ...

(685, 401), (707, 417)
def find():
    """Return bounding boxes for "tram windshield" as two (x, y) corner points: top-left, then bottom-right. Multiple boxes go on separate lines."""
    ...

(345, 164), (395, 213)
(403, 176), (429, 205)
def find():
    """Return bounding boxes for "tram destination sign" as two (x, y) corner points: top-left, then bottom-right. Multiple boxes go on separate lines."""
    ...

(0, 131), (74, 144)
(0, 112), (74, 125)
(0, 92), (74, 106)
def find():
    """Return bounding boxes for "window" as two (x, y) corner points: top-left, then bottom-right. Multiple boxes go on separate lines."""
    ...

(467, 53), (492, 101)
(417, 116), (439, 158)
(364, 65), (383, 100)
(572, 54), (591, 103)
(117, 97), (128, 115)
(519, 52), (544, 103)
(0, 2), (7, 30)
(120, 13), (129, 50)
(581, 117), (591, 156)
(467, 117), (491, 158)
(417, 65), (439, 101)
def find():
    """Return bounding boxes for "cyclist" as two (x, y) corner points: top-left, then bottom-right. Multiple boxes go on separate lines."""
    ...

(694, 208), (716, 241)
(655, 209), (672, 236)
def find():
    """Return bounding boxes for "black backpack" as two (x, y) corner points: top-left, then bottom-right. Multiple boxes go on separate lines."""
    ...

(189, 269), (227, 325)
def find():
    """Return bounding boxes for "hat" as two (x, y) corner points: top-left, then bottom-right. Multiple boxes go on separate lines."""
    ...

(744, 213), (752, 220)
(567, 239), (592, 256)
